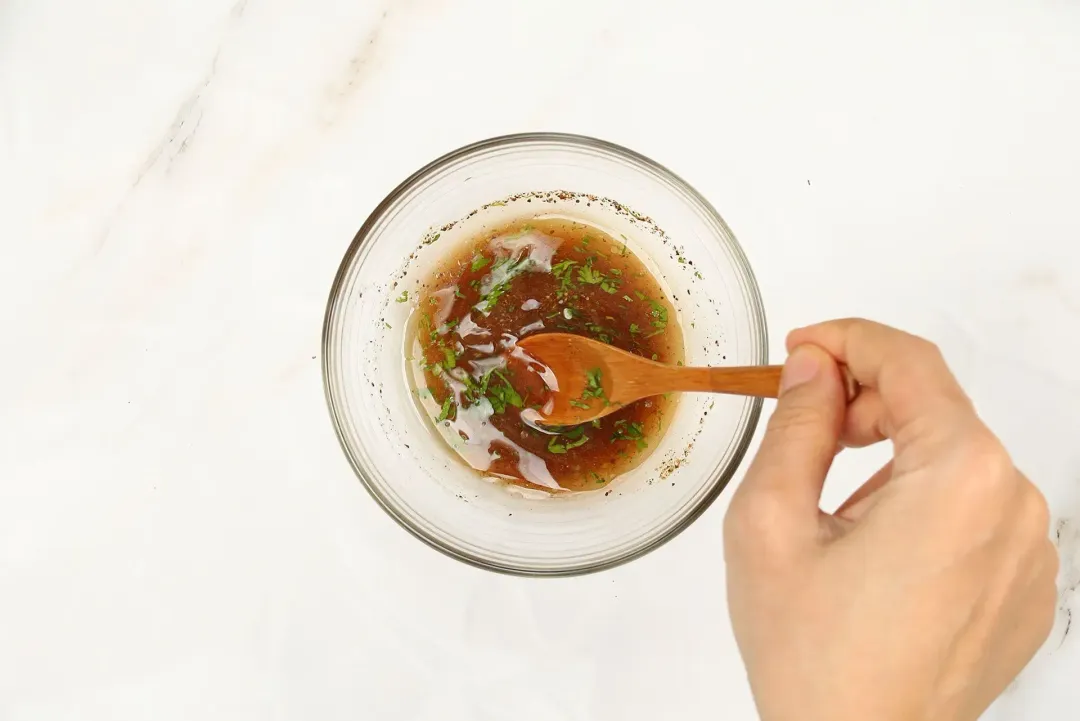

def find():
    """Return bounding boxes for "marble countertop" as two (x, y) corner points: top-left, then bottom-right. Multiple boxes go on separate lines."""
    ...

(3, 1), (1080, 718)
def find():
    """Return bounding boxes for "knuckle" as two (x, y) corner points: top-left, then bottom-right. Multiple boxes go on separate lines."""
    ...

(905, 337), (950, 376)
(959, 431), (1013, 483)
(1020, 485), (1052, 533)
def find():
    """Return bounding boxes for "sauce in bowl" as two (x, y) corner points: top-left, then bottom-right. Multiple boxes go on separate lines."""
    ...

(407, 218), (683, 492)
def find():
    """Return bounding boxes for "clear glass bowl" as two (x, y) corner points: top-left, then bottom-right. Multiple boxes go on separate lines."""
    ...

(322, 133), (767, 576)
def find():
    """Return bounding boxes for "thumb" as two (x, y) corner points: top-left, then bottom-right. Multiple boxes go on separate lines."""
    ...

(738, 344), (846, 525)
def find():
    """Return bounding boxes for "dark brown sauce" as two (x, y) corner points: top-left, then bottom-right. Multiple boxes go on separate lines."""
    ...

(407, 218), (683, 492)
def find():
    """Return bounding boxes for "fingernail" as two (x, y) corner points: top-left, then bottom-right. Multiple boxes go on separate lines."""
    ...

(780, 346), (822, 394)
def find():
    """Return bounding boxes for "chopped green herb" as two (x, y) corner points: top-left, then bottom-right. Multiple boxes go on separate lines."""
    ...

(441, 346), (457, 369)
(479, 283), (512, 312)
(611, 420), (646, 448)
(547, 428), (590, 454)
(646, 298), (668, 335)
(383, 322), (392, 329)
(436, 396), (456, 422)
(569, 399), (591, 409)
(694, 270), (704, 280)
(629, 323), (640, 335)
(475, 257), (529, 312)
(585, 322), (615, 344)
(552, 259), (578, 275)
(578, 264), (603, 285)
(395, 290), (409, 303)
(485, 370), (523, 413)
(623, 294), (633, 303)
(581, 368), (607, 405)
(635, 290), (646, 301)
(471, 255), (490, 272)
(552, 258), (578, 297)
(454, 288), (466, 299)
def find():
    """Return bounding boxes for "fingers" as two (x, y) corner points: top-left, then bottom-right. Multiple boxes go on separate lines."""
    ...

(839, 389), (888, 448)
(788, 319), (975, 452)
(730, 344), (846, 538)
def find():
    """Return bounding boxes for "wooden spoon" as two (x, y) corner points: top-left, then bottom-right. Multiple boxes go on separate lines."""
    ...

(516, 333), (785, 426)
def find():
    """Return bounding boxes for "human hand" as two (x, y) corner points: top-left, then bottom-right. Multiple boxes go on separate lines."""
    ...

(724, 319), (1057, 721)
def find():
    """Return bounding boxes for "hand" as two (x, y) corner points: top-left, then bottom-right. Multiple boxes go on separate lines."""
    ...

(724, 319), (1058, 721)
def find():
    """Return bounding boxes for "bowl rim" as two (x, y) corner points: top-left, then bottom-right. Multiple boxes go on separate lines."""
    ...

(321, 132), (767, 576)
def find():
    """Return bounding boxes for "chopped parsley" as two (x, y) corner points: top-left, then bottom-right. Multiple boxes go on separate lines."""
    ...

(485, 370), (523, 414)
(611, 419), (647, 449)
(436, 396), (456, 422)
(584, 322), (615, 344)
(395, 290), (409, 303)
(476, 257), (530, 312)
(547, 425), (590, 454)
(578, 264), (602, 285)
(569, 399), (591, 409)
(552, 259), (578, 297)
(646, 298), (668, 336)
(477, 283), (510, 312)
(471, 254), (490, 272)
(581, 368), (607, 404)
(441, 346), (457, 370)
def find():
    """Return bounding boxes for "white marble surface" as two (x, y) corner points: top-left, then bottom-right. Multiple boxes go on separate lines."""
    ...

(3, 0), (1080, 718)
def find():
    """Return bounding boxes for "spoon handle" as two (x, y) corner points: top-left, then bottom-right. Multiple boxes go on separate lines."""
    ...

(655, 364), (860, 401)
(666, 365), (784, 398)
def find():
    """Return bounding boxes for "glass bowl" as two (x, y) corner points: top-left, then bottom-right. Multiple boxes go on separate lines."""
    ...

(322, 133), (767, 576)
